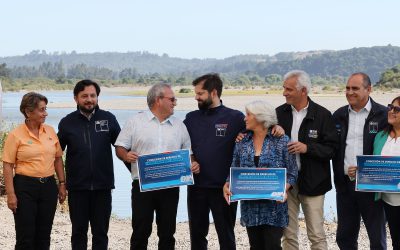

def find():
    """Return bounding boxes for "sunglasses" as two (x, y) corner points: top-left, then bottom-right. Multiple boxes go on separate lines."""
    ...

(387, 104), (400, 114)
(161, 96), (177, 103)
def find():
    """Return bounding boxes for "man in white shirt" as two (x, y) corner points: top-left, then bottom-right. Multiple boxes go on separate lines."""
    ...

(115, 83), (200, 250)
(276, 70), (338, 250)
(332, 72), (387, 249)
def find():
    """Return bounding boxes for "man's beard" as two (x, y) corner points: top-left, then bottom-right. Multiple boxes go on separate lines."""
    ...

(79, 104), (96, 114)
(198, 97), (213, 110)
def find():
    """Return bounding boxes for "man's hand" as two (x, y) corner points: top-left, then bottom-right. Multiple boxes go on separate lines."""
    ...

(235, 132), (246, 143)
(191, 161), (200, 174)
(288, 141), (307, 154)
(223, 182), (232, 204)
(271, 125), (285, 137)
(58, 184), (67, 204)
(348, 166), (358, 178)
(7, 193), (17, 214)
(124, 151), (139, 163)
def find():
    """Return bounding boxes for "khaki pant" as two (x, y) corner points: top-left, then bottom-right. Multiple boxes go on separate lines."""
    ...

(282, 184), (327, 250)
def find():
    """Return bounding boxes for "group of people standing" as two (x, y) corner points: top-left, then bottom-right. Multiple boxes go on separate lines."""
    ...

(2, 70), (399, 250)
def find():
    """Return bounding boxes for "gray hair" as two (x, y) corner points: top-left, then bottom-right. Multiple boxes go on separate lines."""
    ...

(283, 70), (311, 94)
(245, 100), (278, 129)
(147, 83), (172, 108)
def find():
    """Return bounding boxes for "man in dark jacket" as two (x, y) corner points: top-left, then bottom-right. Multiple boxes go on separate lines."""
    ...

(58, 80), (121, 250)
(332, 72), (387, 250)
(277, 70), (338, 250)
(184, 74), (245, 250)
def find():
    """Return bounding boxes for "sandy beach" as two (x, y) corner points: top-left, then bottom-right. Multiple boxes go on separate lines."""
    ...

(0, 196), (393, 249)
(47, 86), (400, 113)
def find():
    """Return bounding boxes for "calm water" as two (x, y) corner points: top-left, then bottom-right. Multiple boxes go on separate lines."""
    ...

(1, 91), (337, 222)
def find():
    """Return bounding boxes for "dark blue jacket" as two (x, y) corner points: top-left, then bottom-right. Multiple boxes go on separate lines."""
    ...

(58, 106), (121, 191)
(332, 98), (387, 193)
(184, 105), (245, 188)
(276, 98), (338, 196)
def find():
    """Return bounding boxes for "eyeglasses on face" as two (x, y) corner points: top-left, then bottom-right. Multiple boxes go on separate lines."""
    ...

(160, 96), (177, 103)
(387, 104), (400, 114)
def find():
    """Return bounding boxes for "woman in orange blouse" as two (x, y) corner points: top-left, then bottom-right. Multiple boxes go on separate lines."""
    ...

(2, 92), (66, 250)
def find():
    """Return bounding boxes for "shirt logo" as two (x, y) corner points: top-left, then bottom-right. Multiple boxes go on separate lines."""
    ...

(27, 140), (33, 144)
(95, 120), (109, 132)
(369, 121), (378, 134)
(215, 124), (228, 137)
(308, 129), (318, 139)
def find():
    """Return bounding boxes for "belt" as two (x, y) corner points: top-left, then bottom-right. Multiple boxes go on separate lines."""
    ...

(15, 174), (54, 183)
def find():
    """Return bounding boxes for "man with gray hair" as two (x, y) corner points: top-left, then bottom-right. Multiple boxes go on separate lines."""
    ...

(276, 70), (338, 250)
(115, 83), (200, 250)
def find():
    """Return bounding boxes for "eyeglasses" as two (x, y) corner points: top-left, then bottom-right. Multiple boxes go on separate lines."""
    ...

(387, 104), (400, 114)
(161, 96), (177, 103)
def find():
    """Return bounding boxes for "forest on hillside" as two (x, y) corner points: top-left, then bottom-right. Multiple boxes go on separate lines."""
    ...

(1, 45), (400, 90)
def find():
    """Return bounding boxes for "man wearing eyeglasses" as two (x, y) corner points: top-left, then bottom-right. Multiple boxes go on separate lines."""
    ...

(115, 83), (200, 250)
(332, 72), (387, 249)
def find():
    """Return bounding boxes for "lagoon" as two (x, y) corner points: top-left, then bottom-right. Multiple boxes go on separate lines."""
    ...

(1, 91), (337, 222)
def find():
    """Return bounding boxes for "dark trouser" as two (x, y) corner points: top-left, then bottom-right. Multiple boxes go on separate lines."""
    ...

(383, 201), (400, 250)
(246, 224), (283, 250)
(68, 190), (112, 250)
(13, 174), (58, 250)
(336, 177), (386, 250)
(130, 180), (179, 250)
(187, 186), (237, 250)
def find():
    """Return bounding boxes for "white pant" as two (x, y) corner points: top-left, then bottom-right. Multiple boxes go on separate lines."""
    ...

(282, 184), (327, 250)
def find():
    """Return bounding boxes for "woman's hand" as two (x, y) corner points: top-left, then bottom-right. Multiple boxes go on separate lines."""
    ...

(58, 184), (67, 204)
(277, 183), (291, 203)
(7, 193), (18, 213)
(223, 182), (232, 204)
(277, 192), (288, 203)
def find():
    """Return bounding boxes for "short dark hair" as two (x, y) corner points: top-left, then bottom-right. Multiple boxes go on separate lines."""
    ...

(73, 79), (101, 97)
(349, 72), (371, 88)
(20, 92), (48, 118)
(192, 73), (223, 98)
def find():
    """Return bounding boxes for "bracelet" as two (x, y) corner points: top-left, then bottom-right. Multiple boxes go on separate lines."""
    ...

(59, 181), (66, 185)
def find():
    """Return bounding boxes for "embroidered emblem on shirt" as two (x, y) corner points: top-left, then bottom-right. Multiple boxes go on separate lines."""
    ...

(95, 120), (109, 132)
(308, 129), (318, 139)
(215, 124), (228, 137)
(369, 121), (378, 134)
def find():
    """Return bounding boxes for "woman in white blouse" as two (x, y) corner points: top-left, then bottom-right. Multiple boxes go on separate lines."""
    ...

(373, 96), (400, 250)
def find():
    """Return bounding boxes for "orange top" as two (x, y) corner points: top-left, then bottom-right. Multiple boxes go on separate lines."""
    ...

(2, 123), (63, 177)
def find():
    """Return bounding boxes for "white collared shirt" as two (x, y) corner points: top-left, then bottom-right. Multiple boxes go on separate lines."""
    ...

(344, 99), (372, 175)
(381, 136), (400, 206)
(115, 110), (192, 179)
(291, 103), (309, 171)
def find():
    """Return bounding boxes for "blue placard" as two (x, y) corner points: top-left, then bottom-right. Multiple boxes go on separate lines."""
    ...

(229, 167), (286, 202)
(356, 155), (400, 193)
(137, 149), (194, 192)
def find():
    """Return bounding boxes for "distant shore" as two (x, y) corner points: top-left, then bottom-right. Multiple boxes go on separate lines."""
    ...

(44, 86), (400, 112)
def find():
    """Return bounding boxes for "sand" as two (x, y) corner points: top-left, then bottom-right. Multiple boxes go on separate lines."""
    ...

(1, 196), (394, 249)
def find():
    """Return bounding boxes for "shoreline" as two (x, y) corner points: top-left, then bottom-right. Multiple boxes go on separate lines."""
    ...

(46, 91), (400, 113)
